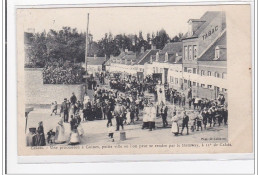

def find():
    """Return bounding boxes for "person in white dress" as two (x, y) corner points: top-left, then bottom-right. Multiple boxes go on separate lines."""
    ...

(54, 120), (66, 144)
(126, 108), (131, 125)
(171, 112), (180, 136)
(148, 103), (157, 131)
(156, 83), (166, 106)
(142, 102), (150, 129)
(68, 128), (80, 145)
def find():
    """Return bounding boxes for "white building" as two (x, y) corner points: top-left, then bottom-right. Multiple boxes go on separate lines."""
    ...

(82, 55), (106, 76)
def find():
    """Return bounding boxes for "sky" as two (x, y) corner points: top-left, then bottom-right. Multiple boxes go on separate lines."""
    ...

(17, 6), (225, 41)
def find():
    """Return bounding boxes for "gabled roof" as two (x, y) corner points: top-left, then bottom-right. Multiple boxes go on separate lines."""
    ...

(122, 54), (136, 60)
(198, 31), (226, 61)
(161, 42), (182, 54)
(87, 57), (106, 65)
(151, 42), (183, 64)
(183, 11), (226, 40)
(135, 49), (160, 65)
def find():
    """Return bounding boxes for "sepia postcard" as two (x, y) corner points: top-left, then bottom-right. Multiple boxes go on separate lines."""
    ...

(17, 4), (253, 156)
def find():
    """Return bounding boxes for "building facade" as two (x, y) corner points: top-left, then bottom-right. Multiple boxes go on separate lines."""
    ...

(182, 11), (227, 99)
(106, 11), (227, 100)
(83, 55), (106, 76)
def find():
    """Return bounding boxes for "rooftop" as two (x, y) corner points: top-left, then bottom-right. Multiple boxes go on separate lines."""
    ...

(183, 11), (226, 40)
(198, 31), (226, 61)
(87, 57), (106, 65)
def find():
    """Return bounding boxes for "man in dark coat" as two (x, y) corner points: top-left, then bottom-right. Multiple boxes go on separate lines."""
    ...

(161, 104), (168, 128)
(181, 111), (189, 135)
(107, 104), (113, 127)
(70, 115), (78, 131)
(60, 98), (69, 123)
(85, 99), (92, 121)
(70, 92), (77, 105)
(35, 121), (46, 146)
(223, 107), (228, 125)
(114, 101), (124, 131)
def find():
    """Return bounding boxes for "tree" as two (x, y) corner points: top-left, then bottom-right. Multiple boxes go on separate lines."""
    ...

(26, 31), (48, 67)
(171, 32), (184, 42)
(152, 29), (170, 50)
(97, 32), (120, 58)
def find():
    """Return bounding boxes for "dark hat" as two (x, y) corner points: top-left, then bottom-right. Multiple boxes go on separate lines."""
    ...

(29, 127), (36, 132)
(64, 98), (67, 101)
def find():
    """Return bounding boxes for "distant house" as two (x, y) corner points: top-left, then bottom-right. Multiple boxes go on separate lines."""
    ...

(82, 55), (106, 76)
(108, 49), (139, 75)
(142, 42), (183, 85)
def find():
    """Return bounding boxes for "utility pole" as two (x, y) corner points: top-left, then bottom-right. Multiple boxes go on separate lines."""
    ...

(85, 13), (89, 73)
(84, 13), (89, 94)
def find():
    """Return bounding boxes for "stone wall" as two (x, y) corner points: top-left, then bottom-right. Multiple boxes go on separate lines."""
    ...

(25, 68), (84, 105)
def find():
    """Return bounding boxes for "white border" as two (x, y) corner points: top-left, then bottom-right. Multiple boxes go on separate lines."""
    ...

(4, 0), (256, 174)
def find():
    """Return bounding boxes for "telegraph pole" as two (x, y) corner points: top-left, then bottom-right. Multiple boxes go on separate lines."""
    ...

(84, 13), (89, 94)
(85, 13), (89, 73)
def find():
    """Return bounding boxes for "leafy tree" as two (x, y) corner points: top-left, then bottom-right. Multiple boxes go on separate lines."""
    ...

(26, 31), (48, 67)
(25, 26), (174, 67)
(171, 32), (184, 42)
(152, 29), (170, 50)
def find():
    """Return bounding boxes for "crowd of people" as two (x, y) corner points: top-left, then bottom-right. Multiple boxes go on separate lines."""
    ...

(26, 71), (228, 146)
(42, 62), (84, 84)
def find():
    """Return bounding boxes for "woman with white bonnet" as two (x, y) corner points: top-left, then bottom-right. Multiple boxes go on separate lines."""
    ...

(171, 110), (180, 136)
(142, 99), (150, 129)
(54, 120), (66, 144)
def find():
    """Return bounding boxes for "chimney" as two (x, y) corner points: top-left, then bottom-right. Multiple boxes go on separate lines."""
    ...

(125, 49), (128, 53)
(141, 46), (145, 53)
(156, 52), (159, 61)
(188, 19), (205, 37)
(150, 55), (153, 63)
(94, 54), (97, 59)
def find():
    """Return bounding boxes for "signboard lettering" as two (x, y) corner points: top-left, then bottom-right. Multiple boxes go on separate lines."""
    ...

(202, 25), (218, 40)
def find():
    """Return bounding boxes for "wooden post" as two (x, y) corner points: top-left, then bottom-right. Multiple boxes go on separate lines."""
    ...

(85, 13), (89, 73)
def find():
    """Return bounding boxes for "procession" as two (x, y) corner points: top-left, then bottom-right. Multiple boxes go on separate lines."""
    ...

(26, 71), (228, 147)
(24, 11), (228, 147)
